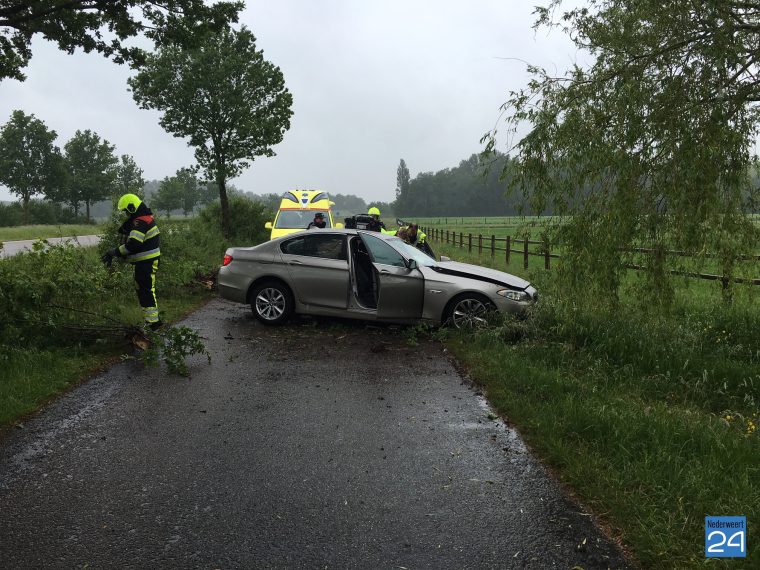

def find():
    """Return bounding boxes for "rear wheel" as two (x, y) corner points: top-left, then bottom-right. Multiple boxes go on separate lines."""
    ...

(250, 280), (294, 325)
(445, 294), (495, 329)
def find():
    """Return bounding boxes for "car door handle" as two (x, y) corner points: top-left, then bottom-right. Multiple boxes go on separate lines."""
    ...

(380, 269), (390, 274)
(288, 260), (302, 265)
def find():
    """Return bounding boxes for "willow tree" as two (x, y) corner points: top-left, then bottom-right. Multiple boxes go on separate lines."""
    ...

(129, 26), (293, 237)
(488, 0), (760, 303)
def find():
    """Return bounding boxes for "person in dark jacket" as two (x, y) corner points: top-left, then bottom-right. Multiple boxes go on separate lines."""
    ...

(101, 193), (162, 330)
(307, 212), (327, 229)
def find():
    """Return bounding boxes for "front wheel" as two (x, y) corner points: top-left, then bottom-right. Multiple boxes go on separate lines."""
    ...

(250, 280), (294, 325)
(445, 294), (495, 329)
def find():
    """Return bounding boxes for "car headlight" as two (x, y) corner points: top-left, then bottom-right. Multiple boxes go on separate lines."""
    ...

(497, 289), (531, 302)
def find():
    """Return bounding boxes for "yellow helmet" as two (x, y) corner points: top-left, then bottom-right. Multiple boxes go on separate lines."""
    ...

(117, 193), (142, 214)
(368, 207), (380, 216)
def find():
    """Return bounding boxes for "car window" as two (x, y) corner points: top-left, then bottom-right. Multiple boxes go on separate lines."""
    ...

(360, 233), (406, 267)
(388, 238), (438, 267)
(275, 210), (332, 229)
(280, 234), (346, 260)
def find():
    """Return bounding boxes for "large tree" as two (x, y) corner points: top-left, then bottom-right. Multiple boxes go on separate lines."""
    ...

(488, 0), (760, 302)
(0, 110), (64, 223)
(129, 26), (293, 238)
(63, 129), (118, 221)
(396, 159), (410, 200)
(153, 175), (184, 217)
(175, 166), (200, 215)
(0, 0), (242, 82)
(114, 154), (145, 199)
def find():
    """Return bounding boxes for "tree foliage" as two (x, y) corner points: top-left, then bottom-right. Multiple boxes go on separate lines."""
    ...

(63, 129), (118, 221)
(129, 26), (293, 238)
(393, 153), (529, 218)
(0, 110), (64, 223)
(396, 159), (410, 200)
(153, 166), (200, 216)
(487, 0), (760, 303)
(153, 175), (184, 217)
(0, 0), (243, 82)
(114, 154), (145, 199)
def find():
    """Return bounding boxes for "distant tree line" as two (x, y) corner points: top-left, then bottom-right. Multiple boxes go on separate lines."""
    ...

(392, 153), (541, 218)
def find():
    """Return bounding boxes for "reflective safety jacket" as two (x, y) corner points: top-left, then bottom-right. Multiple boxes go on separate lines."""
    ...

(117, 205), (161, 263)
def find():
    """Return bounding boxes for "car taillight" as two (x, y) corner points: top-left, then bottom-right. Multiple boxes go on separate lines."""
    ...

(222, 254), (233, 266)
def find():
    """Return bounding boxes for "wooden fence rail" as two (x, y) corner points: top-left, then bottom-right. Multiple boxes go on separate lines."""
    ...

(419, 225), (760, 286)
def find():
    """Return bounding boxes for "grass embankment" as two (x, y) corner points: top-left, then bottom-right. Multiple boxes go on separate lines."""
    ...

(0, 224), (105, 242)
(434, 241), (759, 567)
(0, 197), (270, 429)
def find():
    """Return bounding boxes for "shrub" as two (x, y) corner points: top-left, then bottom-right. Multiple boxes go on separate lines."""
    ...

(195, 194), (272, 246)
(0, 200), (91, 226)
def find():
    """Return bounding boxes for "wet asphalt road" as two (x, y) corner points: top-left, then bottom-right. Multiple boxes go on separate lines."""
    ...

(0, 299), (629, 569)
(0, 235), (100, 258)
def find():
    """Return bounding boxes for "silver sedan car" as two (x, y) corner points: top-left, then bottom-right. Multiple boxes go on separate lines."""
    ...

(218, 230), (537, 328)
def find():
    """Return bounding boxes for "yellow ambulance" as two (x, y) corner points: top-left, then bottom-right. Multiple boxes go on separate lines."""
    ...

(264, 190), (342, 240)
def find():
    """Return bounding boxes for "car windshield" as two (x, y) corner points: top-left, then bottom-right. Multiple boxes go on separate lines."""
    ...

(385, 237), (438, 267)
(275, 210), (332, 229)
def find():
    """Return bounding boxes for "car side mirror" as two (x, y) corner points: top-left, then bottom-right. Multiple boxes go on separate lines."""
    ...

(439, 255), (451, 262)
(407, 259), (418, 270)
(265, 222), (273, 229)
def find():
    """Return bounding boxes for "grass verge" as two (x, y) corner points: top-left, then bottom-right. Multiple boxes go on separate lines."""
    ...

(437, 246), (759, 567)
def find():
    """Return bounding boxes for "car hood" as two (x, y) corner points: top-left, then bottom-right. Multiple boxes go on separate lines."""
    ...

(432, 260), (531, 290)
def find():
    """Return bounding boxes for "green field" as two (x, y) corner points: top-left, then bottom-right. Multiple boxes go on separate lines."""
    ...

(419, 216), (760, 285)
(0, 224), (104, 242)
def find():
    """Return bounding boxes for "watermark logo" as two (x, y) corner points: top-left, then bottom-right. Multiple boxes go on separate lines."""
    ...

(705, 516), (747, 558)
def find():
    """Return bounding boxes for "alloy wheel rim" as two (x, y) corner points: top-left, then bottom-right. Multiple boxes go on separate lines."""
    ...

(255, 288), (286, 320)
(451, 298), (489, 328)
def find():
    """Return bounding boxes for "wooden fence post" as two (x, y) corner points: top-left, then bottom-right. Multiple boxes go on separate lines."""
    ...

(524, 239), (529, 270)
(491, 235), (495, 258)
(506, 236), (511, 265)
(468, 233), (472, 253)
(460, 232), (463, 248)
(545, 242), (550, 270)
(478, 234), (482, 255)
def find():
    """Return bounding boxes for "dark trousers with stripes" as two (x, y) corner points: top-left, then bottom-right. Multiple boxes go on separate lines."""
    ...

(133, 259), (160, 325)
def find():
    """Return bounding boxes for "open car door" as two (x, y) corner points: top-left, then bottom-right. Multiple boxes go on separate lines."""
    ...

(359, 232), (424, 320)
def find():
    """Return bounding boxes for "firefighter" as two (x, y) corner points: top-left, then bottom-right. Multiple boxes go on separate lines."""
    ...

(366, 207), (387, 233)
(400, 223), (434, 258)
(404, 223), (427, 248)
(101, 193), (162, 330)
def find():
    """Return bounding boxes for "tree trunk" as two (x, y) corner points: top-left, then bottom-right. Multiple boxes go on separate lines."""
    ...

(85, 201), (91, 223)
(218, 175), (230, 239)
(22, 193), (30, 225)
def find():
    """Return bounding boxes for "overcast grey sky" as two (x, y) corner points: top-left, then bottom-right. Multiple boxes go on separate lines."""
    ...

(0, 0), (583, 204)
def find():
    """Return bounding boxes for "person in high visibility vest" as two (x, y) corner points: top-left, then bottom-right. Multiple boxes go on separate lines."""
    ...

(101, 193), (162, 330)
(366, 206), (388, 233)
(403, 223), (427, 248)
(398, 223), (435, 258)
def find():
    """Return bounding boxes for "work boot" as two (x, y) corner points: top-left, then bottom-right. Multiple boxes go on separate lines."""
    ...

(147, 320), (164, 332)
